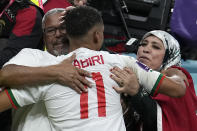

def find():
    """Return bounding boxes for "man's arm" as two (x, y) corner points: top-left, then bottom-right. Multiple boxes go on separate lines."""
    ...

(0, 91), (12, 112)
(0, 54), (92, 94)
(158, 67), (187, 97)
(110, 66), (186, 97)
(0, 83), (46, 113)
(111, 55), (186, 97)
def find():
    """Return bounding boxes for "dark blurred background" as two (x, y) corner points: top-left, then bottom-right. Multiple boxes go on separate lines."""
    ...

(87, 0), (197, 60)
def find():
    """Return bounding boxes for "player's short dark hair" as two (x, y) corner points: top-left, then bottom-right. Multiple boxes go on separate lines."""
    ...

(64, 6), (103, 38)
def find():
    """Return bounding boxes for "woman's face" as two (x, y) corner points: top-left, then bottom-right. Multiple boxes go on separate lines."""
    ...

(137, 35), (166, 70)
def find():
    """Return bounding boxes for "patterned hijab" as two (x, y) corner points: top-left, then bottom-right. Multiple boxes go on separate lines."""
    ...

(141, 30), (181, 70)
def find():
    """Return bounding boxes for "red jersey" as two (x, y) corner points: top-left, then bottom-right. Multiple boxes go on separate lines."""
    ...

(153, 66), (197, 131)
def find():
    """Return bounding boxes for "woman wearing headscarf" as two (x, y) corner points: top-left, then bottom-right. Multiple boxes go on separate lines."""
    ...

(110, 30), (197, 131)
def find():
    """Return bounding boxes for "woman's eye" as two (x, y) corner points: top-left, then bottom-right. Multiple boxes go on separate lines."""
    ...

(140, 43), (147, 46)
(153, 45), (160, 49)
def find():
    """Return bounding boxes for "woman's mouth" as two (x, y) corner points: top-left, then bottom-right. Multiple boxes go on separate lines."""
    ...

(138, 56), (150, 63)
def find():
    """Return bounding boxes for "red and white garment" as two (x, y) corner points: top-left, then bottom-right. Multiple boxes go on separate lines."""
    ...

(4, 48), (163, 131)
(153, 66), (197, 131)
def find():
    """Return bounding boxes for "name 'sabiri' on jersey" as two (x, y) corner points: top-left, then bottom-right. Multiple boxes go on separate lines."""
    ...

(73, 55), (104, 68)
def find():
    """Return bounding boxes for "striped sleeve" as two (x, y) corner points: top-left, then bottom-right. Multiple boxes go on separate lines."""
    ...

(5, 89), (20, 109)
(151, 74), (166, 96)
(4, 86), (47, 109)
(120, 55), (163, 95)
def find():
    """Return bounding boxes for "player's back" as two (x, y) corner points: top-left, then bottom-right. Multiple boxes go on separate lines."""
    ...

(45, 48), (127, 131)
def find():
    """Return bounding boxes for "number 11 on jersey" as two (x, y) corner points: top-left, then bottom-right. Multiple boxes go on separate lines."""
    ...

(80, 72), (106, 119)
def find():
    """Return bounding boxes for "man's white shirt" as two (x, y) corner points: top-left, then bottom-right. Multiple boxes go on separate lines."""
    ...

(5, 48), (129, 131)
(5, 47), (162, 131)
(4, 49), (57, 131)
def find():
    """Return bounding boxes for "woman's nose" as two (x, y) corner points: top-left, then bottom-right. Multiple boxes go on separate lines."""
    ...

(142, 46), (151, 53)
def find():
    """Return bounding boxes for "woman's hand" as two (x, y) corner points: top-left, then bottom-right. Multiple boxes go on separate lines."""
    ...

(110, 66), (140, 96)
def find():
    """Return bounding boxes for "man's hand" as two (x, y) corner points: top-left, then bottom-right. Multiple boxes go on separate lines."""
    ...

(59, 6), (75, 24)
(110, 67), (140, 96)
(55, 54), (92, 93)
(68, 0), (87, 6)
(59, 0), (87, 23)
(73, 0), (87, 6)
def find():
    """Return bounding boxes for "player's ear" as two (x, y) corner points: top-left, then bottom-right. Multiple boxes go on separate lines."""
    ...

(93, 30), (99, 44)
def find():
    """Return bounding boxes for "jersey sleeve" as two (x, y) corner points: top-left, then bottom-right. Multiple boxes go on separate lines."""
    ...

(3, 48), (44, 67)
(5, 85), (50, 109)
(120, 55), (165, 96)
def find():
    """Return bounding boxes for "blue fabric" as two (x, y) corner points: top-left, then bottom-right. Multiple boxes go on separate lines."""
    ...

(190, 73), (197, 94)
(182, 60), (197, 94)
(181, 60), (197, 73)
(170, 0), (197, 47)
